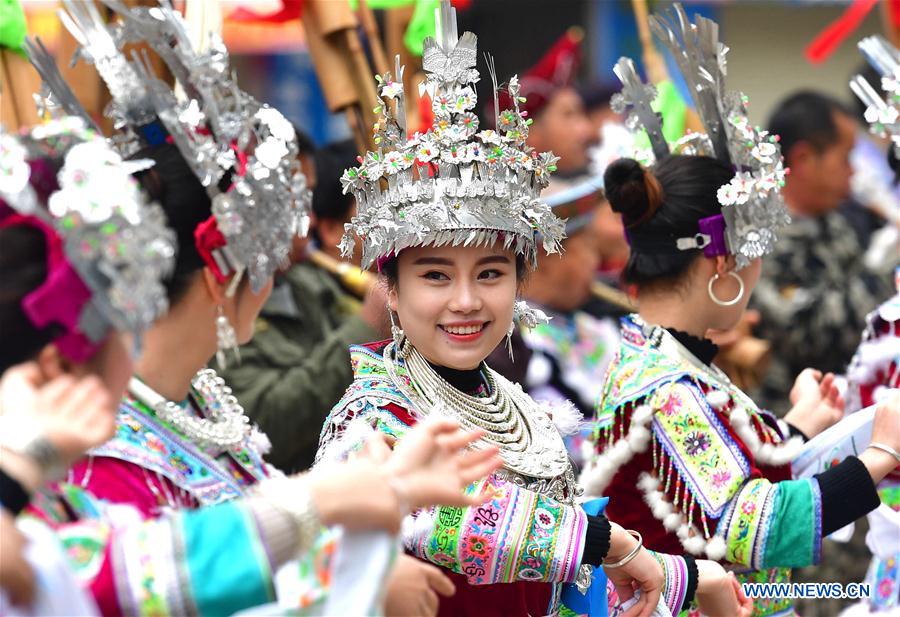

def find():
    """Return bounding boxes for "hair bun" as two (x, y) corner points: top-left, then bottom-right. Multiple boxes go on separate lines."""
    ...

(603, 158), (663, 228)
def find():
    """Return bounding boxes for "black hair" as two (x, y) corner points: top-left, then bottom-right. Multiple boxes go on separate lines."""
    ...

(380, 251), (529, 290)
(131, 143), (218, 304)
(604, 155), (734, 288)
(767, 90), (853, 161)
(311, 139), (358, 223)
(293, 126), (316, 158)
(578, 81), (619, 113)
(0, 224), (60, 373)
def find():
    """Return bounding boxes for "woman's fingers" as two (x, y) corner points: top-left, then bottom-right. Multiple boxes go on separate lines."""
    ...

(424, 565), (456, 597)
(435, 428), (484, 452)
(457, 455), (503, 487)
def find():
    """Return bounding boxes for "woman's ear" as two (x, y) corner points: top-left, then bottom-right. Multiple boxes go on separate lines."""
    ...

(387, 285), (399, 313)
(35, 344), (69, 380)
(200, 267), (229, 305)
(714, 255), (734, 276)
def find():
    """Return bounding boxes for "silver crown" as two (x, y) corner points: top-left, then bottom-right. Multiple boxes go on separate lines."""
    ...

(339, 0), (565, 270)
(611, 3), (790, 270)
(28, 0), (311, 294)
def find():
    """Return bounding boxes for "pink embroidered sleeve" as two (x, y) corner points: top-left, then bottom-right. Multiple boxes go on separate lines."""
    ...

(69, 456), (197, 517)
(403, 473), (587, 585)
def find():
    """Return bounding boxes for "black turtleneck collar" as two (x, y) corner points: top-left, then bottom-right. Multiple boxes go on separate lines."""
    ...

(428, 360), (485, 393)
(667, 327), (719, 366)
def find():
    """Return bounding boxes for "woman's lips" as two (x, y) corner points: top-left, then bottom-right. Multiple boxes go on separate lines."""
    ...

(439, 322), (489, 343)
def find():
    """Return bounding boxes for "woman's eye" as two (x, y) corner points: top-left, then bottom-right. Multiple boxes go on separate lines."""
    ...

(478, 269), (503, 280)
(423, 271), (449, 281)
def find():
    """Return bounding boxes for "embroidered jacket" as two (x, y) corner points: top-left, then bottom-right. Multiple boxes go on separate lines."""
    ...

(584, 316), (825, 617)
(26, 370), (335, 616)
(318, 341), (696, 617)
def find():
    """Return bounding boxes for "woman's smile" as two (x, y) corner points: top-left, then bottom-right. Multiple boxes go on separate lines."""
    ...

(439, 320), (491, 343)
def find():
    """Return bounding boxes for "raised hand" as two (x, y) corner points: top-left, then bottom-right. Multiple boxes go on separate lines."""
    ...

(784, 368), (844, 438)
(0, 363), (116, 482)
(384, 418), (503, 509)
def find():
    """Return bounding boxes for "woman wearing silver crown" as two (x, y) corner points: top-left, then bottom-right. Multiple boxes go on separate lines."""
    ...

(581, 5), (900, 617)
(317, 3), (752, 616)
(12, 3), (505, 615)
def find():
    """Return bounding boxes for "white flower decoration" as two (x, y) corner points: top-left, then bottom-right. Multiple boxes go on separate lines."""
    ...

(254, 138), (289, 170)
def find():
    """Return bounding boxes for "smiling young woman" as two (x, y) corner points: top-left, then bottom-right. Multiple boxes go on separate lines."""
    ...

(315, 3), (753, 616)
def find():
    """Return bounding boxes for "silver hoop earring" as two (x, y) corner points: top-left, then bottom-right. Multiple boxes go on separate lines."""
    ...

(707, 272), (745, 307)
(215, 305), (240, 368)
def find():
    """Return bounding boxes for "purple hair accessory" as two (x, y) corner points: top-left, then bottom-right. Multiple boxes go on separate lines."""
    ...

(697, 214), (728, 258)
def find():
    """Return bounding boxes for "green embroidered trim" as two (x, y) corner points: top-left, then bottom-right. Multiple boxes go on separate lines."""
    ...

(427, 506), (464, 572)
(761, 479), (818, 569)
(719, 479), (776, 568)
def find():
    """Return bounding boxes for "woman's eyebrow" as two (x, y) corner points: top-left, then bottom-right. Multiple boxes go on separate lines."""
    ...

(412, 256), (454, 266)
(476, 255), (511, 266)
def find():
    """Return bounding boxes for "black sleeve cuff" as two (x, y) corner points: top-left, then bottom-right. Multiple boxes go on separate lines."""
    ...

(582, 514), (611, 566)
(815, 456), (881, 536)
(0, 469), (31, 516)
(786, 422), (809, 442)
(682, 555), (699, 612)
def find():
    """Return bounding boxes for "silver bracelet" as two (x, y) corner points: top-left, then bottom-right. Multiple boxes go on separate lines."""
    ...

(868, 442), (900, 465)
(603, 529), (643, 568)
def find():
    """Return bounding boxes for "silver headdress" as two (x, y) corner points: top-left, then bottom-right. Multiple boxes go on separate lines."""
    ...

(851, 36), (900, 158)
(27, 0), (311, 294)
(0, 117), (175, 361)
(339, 0), (565, 271)
(611, 3), (790, 270)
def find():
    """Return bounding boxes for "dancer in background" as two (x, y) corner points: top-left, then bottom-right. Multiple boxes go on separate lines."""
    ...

(583, 6), (900, 617)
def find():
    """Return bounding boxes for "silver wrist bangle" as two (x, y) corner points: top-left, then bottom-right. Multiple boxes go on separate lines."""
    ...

(603, 529), (643, 568)
(867, 442), (900, 465)
(253, 476), (322, 554)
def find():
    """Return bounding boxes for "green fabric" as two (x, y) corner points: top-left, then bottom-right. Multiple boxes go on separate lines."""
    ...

(346, 0), (437, 57)
(632, 80), (688, 151)
(182, 502), (274, 616)
(214, 260), (379, 473)
(761, 479), (819, 569)
(0, 0), (27, 57)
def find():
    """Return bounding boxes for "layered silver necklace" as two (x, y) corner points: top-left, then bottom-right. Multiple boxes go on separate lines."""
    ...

(383, 340), (571, 484)
(128, 369), (252, 453)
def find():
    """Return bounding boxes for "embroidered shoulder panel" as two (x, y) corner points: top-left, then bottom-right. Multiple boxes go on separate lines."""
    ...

(651, 380), (751, 518)
(91, 395), (265, 506)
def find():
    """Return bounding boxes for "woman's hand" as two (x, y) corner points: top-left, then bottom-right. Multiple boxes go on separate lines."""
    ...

(384, 554), (455, 617)
(383, 418), (503, 510)
(310, 419), (502, 533)
(603, 524), (664, 617)
(0, 510), (34, 607)
(784, 369), (844, 438)
(694, 559), (752, 617)
(0, 363), (115, 489)
(859, 394), (900, 484)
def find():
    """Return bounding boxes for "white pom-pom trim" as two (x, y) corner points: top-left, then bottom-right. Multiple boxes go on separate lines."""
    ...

(626, 425), (652, 452)
(705, 535), (727, 560)
(706, 389), (731, 411)
(663, 512), (683, 531)
(728, 405), (804, 466)
(682, 533), (707, 556)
